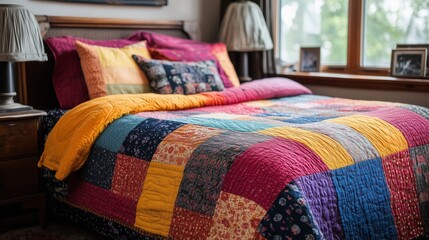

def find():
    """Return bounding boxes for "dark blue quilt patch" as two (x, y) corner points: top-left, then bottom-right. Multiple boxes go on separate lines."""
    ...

(80, 145), (117, 190)
(331, 158), (397, 239)
(120, 118), (185, 161)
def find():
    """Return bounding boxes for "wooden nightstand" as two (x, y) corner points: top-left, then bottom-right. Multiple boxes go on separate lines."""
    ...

(0, 109), (47, 228)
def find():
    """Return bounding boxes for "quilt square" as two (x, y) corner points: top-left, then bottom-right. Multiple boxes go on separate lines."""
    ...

(67, 179), (136, 226)
(327, 115), (408, 158)
(95, 115), (147, 153)
(410, 145), (429, 233)
(177, 117), (277, 132)
(402, 105), (429, 120)
(135, 162), (184, 237)
(175, 132), (272, 216)
(296, 172), (344, 239)
(300, 122), (379, 163)
(111, 154), (150, 200)
(169, 207), (213, 239)
(80, 145), (116, 190)
(382, 150), (424, 239)
(364, 107), (429, 148)
(260, 126), (354, 170)
(120, 118), (185, 161)
(207, 191), (266, 239)
(332, 159), (397, 239)
(222, 138), (328, 210)
(258, 181), (322, 240)
(152, 124), (222, 166)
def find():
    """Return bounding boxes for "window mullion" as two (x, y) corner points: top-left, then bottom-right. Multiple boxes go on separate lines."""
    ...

(347, 0), (364, 74)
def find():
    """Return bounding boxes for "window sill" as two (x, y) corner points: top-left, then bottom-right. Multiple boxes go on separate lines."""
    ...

(273, 72), (429, 92)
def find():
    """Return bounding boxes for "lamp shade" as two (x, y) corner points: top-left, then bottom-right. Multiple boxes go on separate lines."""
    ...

(0, 4), (47, 62)
(219, 1), (273, 52)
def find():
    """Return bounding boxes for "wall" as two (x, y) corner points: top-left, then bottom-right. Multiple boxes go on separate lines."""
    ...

(1, 0), (221, 42)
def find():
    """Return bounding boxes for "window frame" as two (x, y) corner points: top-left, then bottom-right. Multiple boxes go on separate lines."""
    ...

(277, 0), (390, 76)
(343, 0), (389, 75)
(274, 0), (429, 93)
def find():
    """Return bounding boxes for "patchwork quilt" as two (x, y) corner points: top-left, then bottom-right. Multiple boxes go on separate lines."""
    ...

(39, 78), (429, 239)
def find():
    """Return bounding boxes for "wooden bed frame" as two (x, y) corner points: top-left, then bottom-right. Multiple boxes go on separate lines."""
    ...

(20, 16), (195, 110)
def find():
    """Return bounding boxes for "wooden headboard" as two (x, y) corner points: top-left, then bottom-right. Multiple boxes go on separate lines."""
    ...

(20, 16), (194, 110)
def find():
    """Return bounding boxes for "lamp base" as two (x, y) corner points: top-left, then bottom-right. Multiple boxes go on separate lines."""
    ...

(0, 102), (32, 113)
(238, 52), (252, 82)
(239, 76), (252, 82)
(0, 93), (32, 113)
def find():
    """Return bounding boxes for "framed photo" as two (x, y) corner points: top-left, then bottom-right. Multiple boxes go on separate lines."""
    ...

(299, 47), (320, 72)
(56, 0), (168, 6)
(390, 48), (427, 78)
(397, 44), (429, 78)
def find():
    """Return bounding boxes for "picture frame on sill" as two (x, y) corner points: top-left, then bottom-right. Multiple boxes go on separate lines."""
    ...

(56, 0), (168, 6)
(299, 47), (320, 72)
(390, 48), (427, 78)
(397, 44), (429, 78)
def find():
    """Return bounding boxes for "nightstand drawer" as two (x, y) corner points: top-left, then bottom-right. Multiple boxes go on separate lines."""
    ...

(0, 158), (40, 199)
(0, 119), (38, 161)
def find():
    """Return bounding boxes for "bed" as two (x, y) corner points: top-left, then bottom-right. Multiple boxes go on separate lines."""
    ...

(23, 16), (429, 240)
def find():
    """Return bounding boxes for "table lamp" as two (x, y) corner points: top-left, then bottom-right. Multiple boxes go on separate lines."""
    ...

(219, 1), (273, 82)
(0, 4), (47, 113)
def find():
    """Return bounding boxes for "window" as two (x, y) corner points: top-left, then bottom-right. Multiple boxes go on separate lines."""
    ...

(278, 0), (429, 74)
(279, 0), (348, 66)
(363, 0), (429, 67)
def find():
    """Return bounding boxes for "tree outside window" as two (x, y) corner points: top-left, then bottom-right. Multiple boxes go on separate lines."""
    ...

(278, 0), (429, 73)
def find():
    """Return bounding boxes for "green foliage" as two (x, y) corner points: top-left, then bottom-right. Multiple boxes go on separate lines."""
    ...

(363, 0), (429, 66)
(280, 0), (429, 67)
(320, 0), (347, 64)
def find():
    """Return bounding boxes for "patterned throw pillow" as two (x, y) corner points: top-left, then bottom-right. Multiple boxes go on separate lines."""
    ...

(133, 55), (225, 95)
(75, 41), (152, 99)
(128, 31), (240, 88)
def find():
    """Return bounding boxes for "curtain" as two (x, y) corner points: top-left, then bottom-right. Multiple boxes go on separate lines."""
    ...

(220, 0), (277, 79)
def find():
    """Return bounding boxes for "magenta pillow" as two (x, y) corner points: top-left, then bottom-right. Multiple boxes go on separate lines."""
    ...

(128, 31), (210, 50)
(45, 36), (138, 109)
(128, 31), (236, 88)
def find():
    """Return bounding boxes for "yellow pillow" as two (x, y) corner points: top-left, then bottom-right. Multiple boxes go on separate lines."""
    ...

(75, 40), (152, 99)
